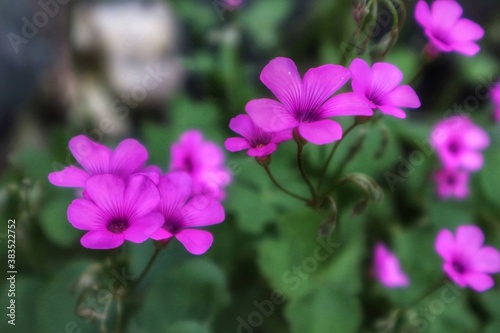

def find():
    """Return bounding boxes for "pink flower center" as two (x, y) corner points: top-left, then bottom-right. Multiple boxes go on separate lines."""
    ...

(107, 218), (129, 234)
(452, 259), (467, 274)
(446, 174), (457, 186)
(448, 140), (461, 155)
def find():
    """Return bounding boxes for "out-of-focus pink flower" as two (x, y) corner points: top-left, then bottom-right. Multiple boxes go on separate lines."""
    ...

(48, 135), (149, 188)
(151, 172), (225, 255)
(245, 57), (372, 145)
(169, 130), (231, 200)
(349, 58), (421, 119)
(492, 83), (500, 123)
(435, 225), (500, 292)
(225, 114), (292, 157)
(431, 116), (489, 171)
(374, 243), (410, 288)
(67, 175), (163, 249)
(434, 168), (470, 200)
(415, 0), (484, 57)
(225, 0), (244, 9)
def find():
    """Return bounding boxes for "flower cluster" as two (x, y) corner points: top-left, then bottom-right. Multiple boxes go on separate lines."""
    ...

(48, 132), (229, 253)
(415, 0), (484, 57)
(430, 116), (489, 199)
(225, 57), (420, 156)
(373, 225), (500, 292)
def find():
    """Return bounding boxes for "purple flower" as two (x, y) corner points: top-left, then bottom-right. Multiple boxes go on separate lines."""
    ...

(434, 168), (470, 200)
(224, 114), (292, 157)
(48, 135), (149, 188)
(169, 130), (231, 200)
(225, 0), (243, 9)
(67, 174), (163, 249)
(415, 0), (484, 57)
(245, 57), (373, 145)
(436, 225), (500, 292)
(492, 83), (500, 123)
(373, 243), (410, 288)
(150, 172), (225, 255)
(431, 116), (489, 171)
(349, 58), (421, 119)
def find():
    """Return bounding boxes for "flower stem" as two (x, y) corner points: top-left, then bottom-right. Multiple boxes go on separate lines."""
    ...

(317, 122), (359, 192)
(297, 143), (317, 201)
(263, 165), (309, 203)
(134, 247), (161, 286)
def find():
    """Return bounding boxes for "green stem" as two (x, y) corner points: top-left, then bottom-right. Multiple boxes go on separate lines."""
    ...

(263, 166), (309, 203)
(317, 122), (359, 192)
(134, 247), (161, 286)
(297, 144), (317, 201)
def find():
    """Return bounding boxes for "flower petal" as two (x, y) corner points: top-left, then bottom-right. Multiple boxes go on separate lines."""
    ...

(298, 119), (342, 145)
(318, 92), (373, 117)
(260, 57), (302, 109)
(85, 175), (125, 214)
(464, 272), (495, 292)
(456, 225), (485, 253)
(124, 175), (161, 218)
(157, 172), (192, 217)
(271, 129), (293, 143)
(48, 166), (89, 188)
(248, 143), (278, 157)
(450, 19), (484, 42)
(349, 58), (372, 95)
(224, 137), (251, 152)
(379, 85), (421, 108)
(435, 229), (455, 261)
(302, 64), (351, 111)
(110, 139), (148, 175)
(124, 212), (164, 243)
(180, 196), (225, 227)
(472, 246), (500, 273)
(371, 62), (404, 97)
(69, 135), (111, 174)
(228, 114), (256, 139)
(175, 229), (214, 255)
(431, 0), (463, 30)
(415, 0), (432, 27)
(67, 199), (107, 230)
(451, 41), (481, 57)
(459, 151), (484, 171)
(378, 105), (407, 118)
(463, 126), (490, 149)
(246, 98), (298, 132)
(80, 230), (125, 250)
(150, 228), (174, 241)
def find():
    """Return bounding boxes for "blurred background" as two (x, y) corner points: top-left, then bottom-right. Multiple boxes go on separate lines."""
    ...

(1, 0), (500, 332)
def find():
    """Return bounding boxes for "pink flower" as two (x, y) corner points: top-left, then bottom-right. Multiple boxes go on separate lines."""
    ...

(224, 114), (292, 157)
(492, 83), (500, 123)
(170, 130), (231, 200)
(349, 58), (421, 119)
(415, 0), (484, 57)
(245, 57), (373, 145)
(434, 168), (470, 200)
(225, 0), (243, 8)
(435, 225), (500, 292)
(67, 174), (163, 249)
(431, 116), (489, 171)
(48, 135), (149, 188)
(150, 172), (225, 255)
(373, 243), (410, 288)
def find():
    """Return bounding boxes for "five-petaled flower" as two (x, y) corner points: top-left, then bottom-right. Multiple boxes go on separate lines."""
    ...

(434, 168), (470, 200)
(436, 225), (500, 292)
(245, 57), (373, 145)
(224, 114), (292, 157)
(48, 135), (151, 188)
(170, 130), (232, 200)
(150, 172), (225, 255)
(415, 0), (484, 57)
(349, 58), (421, 119)
(67, 174), (164, 250)
(373, 242), (410, 288)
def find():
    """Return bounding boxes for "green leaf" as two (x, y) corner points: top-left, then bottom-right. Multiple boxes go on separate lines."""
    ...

(285, 287), (362, 333)
(132, 259), (229, 331)
(40, 194), (81, 247)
